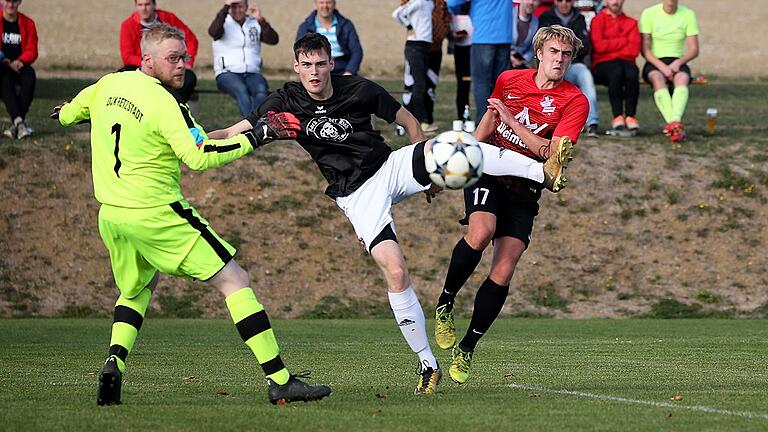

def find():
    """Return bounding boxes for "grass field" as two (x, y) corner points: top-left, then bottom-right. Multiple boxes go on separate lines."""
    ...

(1, 319), (767, 431)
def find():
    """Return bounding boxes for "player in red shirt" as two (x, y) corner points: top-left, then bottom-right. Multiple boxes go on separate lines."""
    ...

(434, 25), (588, 384)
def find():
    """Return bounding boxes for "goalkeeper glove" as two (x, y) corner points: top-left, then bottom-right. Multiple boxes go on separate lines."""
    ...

(50, 102), (66, 120)
(245, 111), (301, 148)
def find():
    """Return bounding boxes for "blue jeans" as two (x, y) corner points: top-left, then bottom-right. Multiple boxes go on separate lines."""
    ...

(470, 44), (511, 121)
(216, 72), (269, 117)
(565, 62), (599, 128)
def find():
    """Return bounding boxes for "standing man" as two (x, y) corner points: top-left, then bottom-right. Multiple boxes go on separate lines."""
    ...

(52, 24), (331, 406)
(447, 0), (514, 121)
(424, 0), (451, 129)
(393, 0), (436, 134)
(0, 0), (37, 140)
(449, 5), (472, 121)
(209, 33), (572, 395)
(209, 0), (279, 117)
(640, 0), (699, 142)
(510, 0), (539, 69)
(296, 0), (363, 76)
(434, 25), (588, 385)
(120, 0), (198, 103)
(591, 0), (641, 131)
(540, 0), (600, 137)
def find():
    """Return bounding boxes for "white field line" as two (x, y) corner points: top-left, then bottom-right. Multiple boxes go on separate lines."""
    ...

(508, 384), (768, 421)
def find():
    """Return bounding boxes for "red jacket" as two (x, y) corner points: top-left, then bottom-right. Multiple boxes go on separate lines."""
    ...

(590, 9), (640, 68)
(119, 10), (198, 67)
(0, 12), (38, 65)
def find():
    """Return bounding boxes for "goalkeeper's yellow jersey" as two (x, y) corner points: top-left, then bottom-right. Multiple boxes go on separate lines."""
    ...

(59, 70), (255, 208)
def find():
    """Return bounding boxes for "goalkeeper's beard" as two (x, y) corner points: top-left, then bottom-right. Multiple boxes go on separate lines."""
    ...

(168, 73), (185, 89)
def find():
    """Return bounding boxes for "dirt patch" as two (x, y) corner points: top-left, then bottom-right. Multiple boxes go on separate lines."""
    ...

(2, 129), (767, 318)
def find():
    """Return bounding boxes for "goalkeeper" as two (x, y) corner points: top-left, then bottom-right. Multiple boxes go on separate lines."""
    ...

(52, 23), (330, 406)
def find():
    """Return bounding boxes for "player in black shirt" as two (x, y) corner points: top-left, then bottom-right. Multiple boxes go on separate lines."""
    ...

(211, 33), (572, 395)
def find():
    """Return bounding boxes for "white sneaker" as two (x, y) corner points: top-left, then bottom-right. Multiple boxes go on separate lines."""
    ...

(16, 122), (31, 139)
(3, 125), (16, 139)
(421, 122), (439, 133)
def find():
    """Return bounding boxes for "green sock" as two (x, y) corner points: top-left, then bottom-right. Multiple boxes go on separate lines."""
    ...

(653, 89), (674, 124)
(226, 288), (290, 385)
(108, 287), (152, 373)
(671, 86), (689, 123)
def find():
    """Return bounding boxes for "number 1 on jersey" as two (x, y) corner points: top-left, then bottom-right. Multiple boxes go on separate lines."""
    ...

(111, 123), (122, 177)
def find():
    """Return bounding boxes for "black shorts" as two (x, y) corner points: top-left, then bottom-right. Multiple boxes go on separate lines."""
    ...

(460, 175), (540, 247)
(642, 57), (692, 84)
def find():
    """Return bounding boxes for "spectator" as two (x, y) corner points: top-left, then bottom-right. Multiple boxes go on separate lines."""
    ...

(393, 0), (436, 133)
(209, 0), (278, 117)
(533, 0), (553, 17)
(0, 0), (36, 140)
(296, 0), (363, 76)
(449, 6), (472, 121)
(540, 0), (600, 137)
(120, 0), (198, 103)
(640, 0), (699, 142)
(591, 0), (640, 131)
(574, 0), (601, 30)
(425, 0), (451, 127)
(510, 0), (539, 69)
(447, 0), (514, 121)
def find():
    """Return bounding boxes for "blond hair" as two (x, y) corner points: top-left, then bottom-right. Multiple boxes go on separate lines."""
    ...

(532, 25), (583, 54)
(140, 23), (185, 56)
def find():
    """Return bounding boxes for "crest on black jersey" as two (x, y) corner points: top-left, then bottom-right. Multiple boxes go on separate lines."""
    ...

(306, 117), (352, 142)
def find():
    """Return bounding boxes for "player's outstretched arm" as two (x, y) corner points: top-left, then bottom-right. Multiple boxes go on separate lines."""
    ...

(394, 106), (426, 143)
(208, 112), (300, 148)
(169, 111), (302, 171)
(53, 84), (99, 127)
(208, 119), (253, 139)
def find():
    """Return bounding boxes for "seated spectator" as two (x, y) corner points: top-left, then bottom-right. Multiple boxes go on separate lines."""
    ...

(120, 0), (198, 103)
(296, 0), (363, 76)
(510, 0), (539, 69)
(591, 0), (640, 131)
(0, 0), (37, 140)
(209, 0), (278, 117)
(449, 6), (472, 121)
(540, 0), (600, 137)
(533, 0), (553, 17)
(640, 0), (699, 142)
(392, 0), (435, 133)
(574, 0), (601, 30)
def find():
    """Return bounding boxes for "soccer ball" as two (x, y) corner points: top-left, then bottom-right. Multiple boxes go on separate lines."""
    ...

(425, 130), (483, 189)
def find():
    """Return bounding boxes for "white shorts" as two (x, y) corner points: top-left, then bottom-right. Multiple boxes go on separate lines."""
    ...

(335, 144), (429, 252)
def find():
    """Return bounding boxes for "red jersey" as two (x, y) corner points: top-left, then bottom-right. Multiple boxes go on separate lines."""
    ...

(590, 10), (641, 68)
(488, 69), (588, 194)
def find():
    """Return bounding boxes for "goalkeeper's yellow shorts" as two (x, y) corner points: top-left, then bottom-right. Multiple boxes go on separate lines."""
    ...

(98, 199), (236, 298)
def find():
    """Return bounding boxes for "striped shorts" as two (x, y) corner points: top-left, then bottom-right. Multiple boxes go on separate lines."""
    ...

(98, 199), (235, 298)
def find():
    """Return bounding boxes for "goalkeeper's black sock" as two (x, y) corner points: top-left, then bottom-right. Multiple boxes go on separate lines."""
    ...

(108, 287), (152, 373)
(459, 277), (509, 351)
(225, 288), (290, 385)
(437, 237), (484, 310)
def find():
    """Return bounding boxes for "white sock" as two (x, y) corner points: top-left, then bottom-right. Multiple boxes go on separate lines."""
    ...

(479, 142), (545, 183)
(388, 287), (438, 369)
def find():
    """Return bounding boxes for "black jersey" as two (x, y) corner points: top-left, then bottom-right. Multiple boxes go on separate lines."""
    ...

(1, 18), (21, 61)
(249, 75), (401, 198)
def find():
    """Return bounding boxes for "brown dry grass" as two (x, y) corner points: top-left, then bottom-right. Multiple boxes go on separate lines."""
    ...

(2, 106), (767, 318)
(24, 0), (768, 79)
